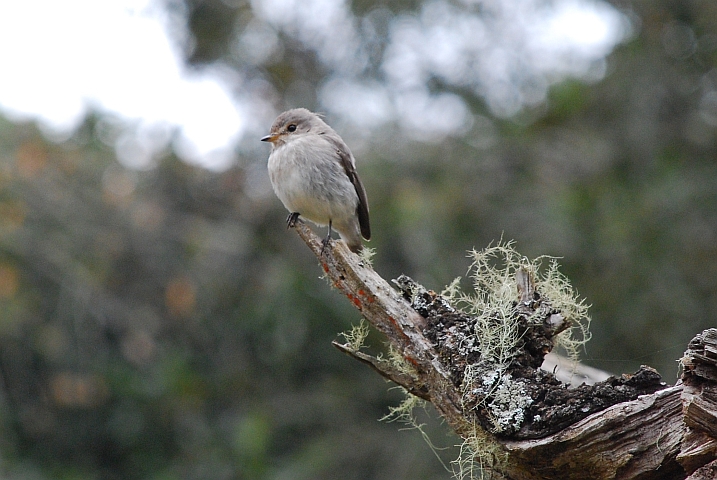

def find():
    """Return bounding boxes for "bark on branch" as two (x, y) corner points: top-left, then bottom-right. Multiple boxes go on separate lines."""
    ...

(293, 223), (717, 480)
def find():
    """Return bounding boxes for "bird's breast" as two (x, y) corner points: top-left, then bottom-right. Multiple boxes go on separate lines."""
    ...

(267, 137), (358, 225)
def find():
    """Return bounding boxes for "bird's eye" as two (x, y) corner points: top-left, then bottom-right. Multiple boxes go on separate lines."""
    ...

(287, 124), (297, 132)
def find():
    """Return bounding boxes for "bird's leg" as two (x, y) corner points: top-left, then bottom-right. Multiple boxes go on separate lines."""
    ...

(320, 220), (333, 256)
(286, 212), (301, 229)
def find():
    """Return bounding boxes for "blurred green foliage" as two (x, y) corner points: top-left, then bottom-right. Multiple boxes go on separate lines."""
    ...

(0, 0), (716, 478)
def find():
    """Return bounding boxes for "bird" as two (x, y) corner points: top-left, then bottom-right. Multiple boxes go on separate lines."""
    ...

(261, 108), (371, 253)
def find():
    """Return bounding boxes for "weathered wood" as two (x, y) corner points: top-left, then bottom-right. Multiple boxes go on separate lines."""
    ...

(394, 273), (665, 439)
(331, 340), (431, 401)
(685, 459), (717, 480)
(294, 222), (474, 438)
(501, 386), (684, 480)
(678, 328), (717, 475)
(293, 224), (717, 479)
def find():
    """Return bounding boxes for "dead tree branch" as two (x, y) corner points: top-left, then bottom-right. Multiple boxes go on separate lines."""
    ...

(293, 223), (717, 480)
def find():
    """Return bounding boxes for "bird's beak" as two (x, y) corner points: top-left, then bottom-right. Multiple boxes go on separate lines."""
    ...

(261, 133), (278, 143)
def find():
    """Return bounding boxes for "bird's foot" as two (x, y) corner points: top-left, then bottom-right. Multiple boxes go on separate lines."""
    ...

(320, 221), (333, 256)
(320, 236), (331, 256)
(286, 212), (300, 229)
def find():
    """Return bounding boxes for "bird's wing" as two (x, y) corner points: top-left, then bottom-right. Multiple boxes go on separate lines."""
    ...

(327, 135), (371, 240)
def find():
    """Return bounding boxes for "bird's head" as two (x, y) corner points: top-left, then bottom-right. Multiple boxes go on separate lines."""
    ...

(261, 108), (326, 147)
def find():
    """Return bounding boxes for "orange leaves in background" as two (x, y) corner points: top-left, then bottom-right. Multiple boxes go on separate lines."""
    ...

(15, 141), (47, 178)
(49, 372), (109, 408)
(165, 275), (196, 317)
(0, 263), (18, 298)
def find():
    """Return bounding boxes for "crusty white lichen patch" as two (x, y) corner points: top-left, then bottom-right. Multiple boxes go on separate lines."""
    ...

(484, 374), (533, 433)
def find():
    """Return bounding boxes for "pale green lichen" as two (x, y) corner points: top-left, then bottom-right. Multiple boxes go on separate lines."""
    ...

(533, 256), (592, 360)
(453, 240), (591, 476)
(380, 390), (424, 423)
(358, 246), (376, 266)
(355, 241), (591, 479)
(441, 276), (463, 301)
(381, 392), (451, 473)
(385, 344), (419, 378)
(458, 240), (591, 367)
(451, 425), (508, 480)
(340, 319), (370, 352)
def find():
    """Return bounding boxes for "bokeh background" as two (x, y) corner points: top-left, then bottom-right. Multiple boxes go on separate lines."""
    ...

(0, 0), (716, 478)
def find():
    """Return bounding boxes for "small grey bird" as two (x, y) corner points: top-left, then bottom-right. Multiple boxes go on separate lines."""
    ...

(261, 108), (371, 253)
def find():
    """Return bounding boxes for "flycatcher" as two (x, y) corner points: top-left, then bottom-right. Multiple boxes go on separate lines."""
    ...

(261, 108), (371, 253)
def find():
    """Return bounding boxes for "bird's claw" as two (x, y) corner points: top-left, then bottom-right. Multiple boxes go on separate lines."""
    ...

(286, 212), (300, 229)
(320, 236), (331, 256)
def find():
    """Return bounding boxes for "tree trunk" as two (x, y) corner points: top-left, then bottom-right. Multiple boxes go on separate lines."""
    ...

(293, 223), (717, 480)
